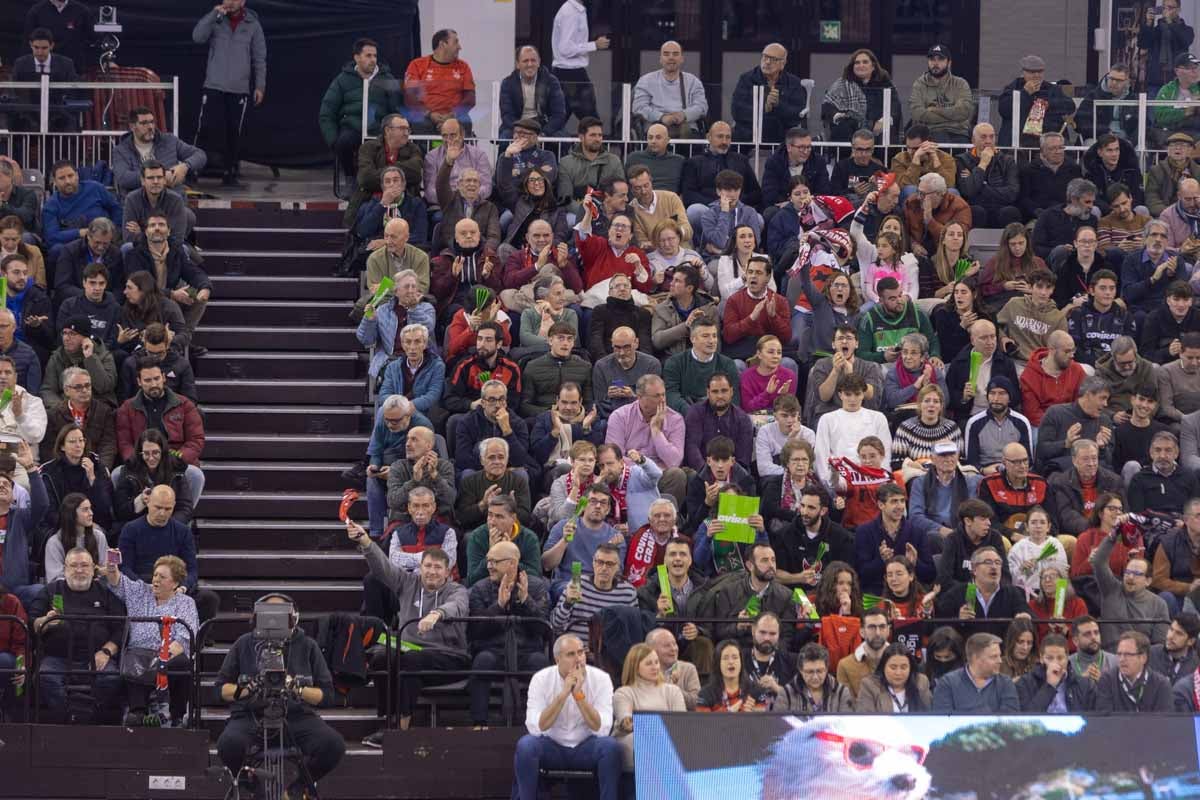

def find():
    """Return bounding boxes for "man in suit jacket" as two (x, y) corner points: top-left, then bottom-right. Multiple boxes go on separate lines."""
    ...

(12, 28), (80, 132)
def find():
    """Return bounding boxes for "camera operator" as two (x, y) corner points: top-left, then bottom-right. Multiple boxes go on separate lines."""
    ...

(216, 595), (344, 794)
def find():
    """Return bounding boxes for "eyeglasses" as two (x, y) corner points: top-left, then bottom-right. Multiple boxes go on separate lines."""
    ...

(851, 146), (874, 153)
(814, 731), (927, 770)
(1116, 650), (1145, 658)
(526, 175), (545, 183)
(594, 559), (620, 569)
(1004, 457), (1030, 466)
(975, 559), (1003, 568)
(140, 449), (162, 458)
(481, 396), (506, 404)
(761, 55), (786, 64)
(485, 557), (514, 567)
(1104, 505), (1124, 513)
(66, 383), (92, 391)
(1123, 568), (1147, 577)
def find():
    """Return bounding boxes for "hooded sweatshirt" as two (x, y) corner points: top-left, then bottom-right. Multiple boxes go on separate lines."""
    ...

(362, 539), (468, 654)
(996, 295), (1069, 362)
(908, 70), (975, 139)
(1019, 347), (1086, 427)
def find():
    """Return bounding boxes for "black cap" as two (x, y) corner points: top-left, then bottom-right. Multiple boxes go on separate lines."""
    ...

(62, 316), (92, 336)
(927, 44), (950, 59)
(1176, 52), (1200, 68)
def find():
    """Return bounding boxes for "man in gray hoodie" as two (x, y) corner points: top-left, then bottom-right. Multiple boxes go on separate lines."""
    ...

(349, 521), (468, 743)
(192, 0), (267, 186)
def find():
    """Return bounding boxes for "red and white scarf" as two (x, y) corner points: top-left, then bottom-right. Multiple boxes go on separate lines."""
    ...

(605, 464), (631, 524)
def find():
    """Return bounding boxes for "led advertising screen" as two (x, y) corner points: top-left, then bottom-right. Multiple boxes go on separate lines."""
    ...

(634, 713), (1200, 799)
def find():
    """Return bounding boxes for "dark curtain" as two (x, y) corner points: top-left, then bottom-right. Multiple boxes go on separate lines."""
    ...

(1, 0), (420, 167)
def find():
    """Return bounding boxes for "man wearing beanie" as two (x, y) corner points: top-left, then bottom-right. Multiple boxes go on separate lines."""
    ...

(963, 375), (1035, 474)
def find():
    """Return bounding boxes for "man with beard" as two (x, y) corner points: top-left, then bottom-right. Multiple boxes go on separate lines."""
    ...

(121, 213), (212, 342)
(530, 383), (604, 489)
(1098, 185), (1152, 265)
(42, 316), (116, 408)
(1155, 331), (1200, 420)
(348, 523), (469, 739)
(650, 266), (716, 359)
(708, 543), (797, 652)
(117, 323), (196, 404)
(1149, 611), (1200, 681)
(1036, 376), (1116, 476)
(594, 444), (661, 535)
(386, 426), (456, 525)
(0, 254), (53, 362)
(122, 161), (191, 244)
(29, 547), (124, 723)
(544, 485), (627, 594)
(115, 360), (205, 503)
(1070, 615), (1115, 682)
(963, 377), (1034, 473)
(1091, 527), (1170, 649)
(835, 608), (890, 699)
(767, 483), (853, 589)
(595, 326), (661, 418)
(623, 497), (677, 587)
(112, 106), (207, 196)
(908, 44), (975, 143)
(443, 324), (523, 416)
(742, 612), (795, 710)
(1129, 431), (1200, 516)
(1021, 331), (1087, 427)
(467, 539), (551, 728)
(935, 499), (1012, 590)
(1123, 217), (1195, 327)
(556, 117), (624, 207)
(684, 373), (753, 472)
(936, 547), (1032, 638)
(1095, 337), (1159, 422)
(42, 161), (122, 260)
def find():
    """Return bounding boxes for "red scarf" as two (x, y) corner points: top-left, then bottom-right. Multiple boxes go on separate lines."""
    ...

(563, 471), (595, 502)
(605, 465), (631, 524)
(623, 525), (674, 587)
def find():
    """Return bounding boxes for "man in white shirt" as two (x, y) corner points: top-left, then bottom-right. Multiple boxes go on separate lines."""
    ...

(551, 0), (609, 125)
(813, 372), (892, 486)
(514, 633), (621, 800)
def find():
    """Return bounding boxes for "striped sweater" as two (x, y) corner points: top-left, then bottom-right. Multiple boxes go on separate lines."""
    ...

(550, 576), (638, 639)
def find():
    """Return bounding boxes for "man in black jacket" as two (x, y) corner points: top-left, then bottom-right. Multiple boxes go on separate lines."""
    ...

(1018, 132), (1081, 221)
(682, 122), (762, 234)
(1, 252), (54, 362)
(217, 595), (345, 793)
(935, 546), (1031, 637)
(122, 214), (213, 340)
(760, 128), (831, 209)
(53, 218), (122, 309)
(731, 44), (808, 144)
(765, 483), (853, 589)
(0, 160), (39, 234)
(1016, 634), (1096, 711)
(935, 499), (1012, 592)
(955, 122), (1022, 228)
(1094, 630), (1174, 711)
(467, 539), (550, 727)
(1032, 179), (1098, 261)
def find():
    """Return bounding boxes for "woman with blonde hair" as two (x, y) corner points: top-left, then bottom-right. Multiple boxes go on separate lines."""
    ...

(613, 643), (686, 776)
(741, 335), (797, 413)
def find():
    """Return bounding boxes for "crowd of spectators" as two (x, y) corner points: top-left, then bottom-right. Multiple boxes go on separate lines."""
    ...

(16, 3), (1200, 797)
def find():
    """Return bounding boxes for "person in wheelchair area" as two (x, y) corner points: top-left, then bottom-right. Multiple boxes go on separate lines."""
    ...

(216, 594), (345, 797)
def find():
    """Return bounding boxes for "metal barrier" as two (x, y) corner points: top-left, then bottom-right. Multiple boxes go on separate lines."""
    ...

(393, 615), (555, 728)
(28, 612), (197, 726)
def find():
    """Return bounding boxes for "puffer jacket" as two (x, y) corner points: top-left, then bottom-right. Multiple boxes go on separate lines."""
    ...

(318, 62), (403, 146)
(1082, 137), (1144, 213)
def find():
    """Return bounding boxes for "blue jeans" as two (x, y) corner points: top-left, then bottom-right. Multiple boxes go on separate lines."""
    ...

(365, 474), (388, 537)
(38, 655), (123, 721)
(513, 733), (622, 800)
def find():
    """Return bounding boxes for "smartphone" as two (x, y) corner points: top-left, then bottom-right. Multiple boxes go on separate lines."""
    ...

(612, 379), (626, 389)
(106, 550), (122, 567)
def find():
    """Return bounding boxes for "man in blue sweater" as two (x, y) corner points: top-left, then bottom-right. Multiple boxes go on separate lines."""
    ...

(118, 484), (219, 623)
(41, 161), (122, 259)
(932, 631), (1020, 712)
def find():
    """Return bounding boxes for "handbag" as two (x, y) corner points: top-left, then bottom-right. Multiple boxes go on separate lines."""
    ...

(119, 646), (160, 685)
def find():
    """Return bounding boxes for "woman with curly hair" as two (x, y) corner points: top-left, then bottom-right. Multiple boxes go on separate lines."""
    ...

(822, 48), (902, 141)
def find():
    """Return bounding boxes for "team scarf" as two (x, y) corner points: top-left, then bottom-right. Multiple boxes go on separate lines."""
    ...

(780, 470), (805, 512)
(603, 464), (631, 525)
(624, 525), (677, 587)
(830, 457), (892, 491)
(562, 471), (596, 507)
(788, 227), (854, 313)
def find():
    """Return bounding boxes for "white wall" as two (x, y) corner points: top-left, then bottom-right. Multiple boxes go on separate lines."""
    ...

(417, 0), (517, 132)
(978, 0), (1091, 90)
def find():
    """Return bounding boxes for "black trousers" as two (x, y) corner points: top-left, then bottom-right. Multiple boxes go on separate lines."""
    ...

(469, 649), (549, 725)
(552, 67), (598, 123)
(369, 647), (470, 716)
(195, 89), (249, 174)
(333, 128), (361, 178)
(217, 712), (346, 784)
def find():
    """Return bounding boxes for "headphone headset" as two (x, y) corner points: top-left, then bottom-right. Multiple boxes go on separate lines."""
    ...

(252, 592), (300, 630)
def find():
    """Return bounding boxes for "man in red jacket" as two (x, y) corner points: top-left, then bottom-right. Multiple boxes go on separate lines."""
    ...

(573, 199), (653, 292)
(722, 255), (791, 361)
(1020, 330), (1086, 426)
(116, 358), (206, 504)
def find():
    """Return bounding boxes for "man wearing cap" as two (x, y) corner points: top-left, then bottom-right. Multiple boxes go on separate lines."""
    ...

(41, 316), (117, 409)
(907, 440), (983, 541)
(499, 46), (568, 139)
(1147, 132), (1200, 216)
(496, 117), (560, 216)
(1154, 53), (1200, 136)
(963, 376), (1035, 474)
(1139, 1), (1195, 97)
(997, 55), (1075, 148)
(909, 44), (976, 144)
